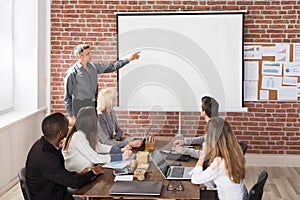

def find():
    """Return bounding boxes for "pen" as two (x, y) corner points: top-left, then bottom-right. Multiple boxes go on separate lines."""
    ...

(182, 145), (193, 148)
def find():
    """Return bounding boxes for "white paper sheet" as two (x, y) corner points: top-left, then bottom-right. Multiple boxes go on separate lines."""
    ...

(103, 158), (134, 169)
(259, 90), (269, 100)
(282, 77), (298, 86)
(293, 43), (300, 62)
(297, 83), (300, 97)
(244, 81), (258, 101)
(278, 86), (297, 100)
(284, 62), (300, 76)
(262, 61), (282, 76)
(275, 43), (290, 62)
(245, 61), (259, 80)
(244, 45), (262, 59)
(262, 46), (276, 56)
(114, 175), (134, 182)
(261, 75), (282, 90)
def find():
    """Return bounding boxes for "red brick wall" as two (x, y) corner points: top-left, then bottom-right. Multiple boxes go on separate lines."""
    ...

(50, 0), (300, 154)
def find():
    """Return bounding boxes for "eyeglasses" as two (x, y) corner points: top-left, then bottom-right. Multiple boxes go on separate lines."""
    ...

(167, 181), (184, 191)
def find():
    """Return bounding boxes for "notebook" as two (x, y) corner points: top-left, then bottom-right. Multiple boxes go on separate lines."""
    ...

(109, 181), (163, 196)
(151, 150), (194, 180)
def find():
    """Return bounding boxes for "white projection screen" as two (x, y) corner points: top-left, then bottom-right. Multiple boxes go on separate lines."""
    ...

(117, 12), (245, 112)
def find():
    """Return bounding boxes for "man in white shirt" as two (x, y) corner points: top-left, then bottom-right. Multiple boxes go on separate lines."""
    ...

(173, 96), (219, 166)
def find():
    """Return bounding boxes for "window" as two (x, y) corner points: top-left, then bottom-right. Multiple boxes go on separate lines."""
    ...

(0, 1), (14, 114)
(0, 0), (50, 125)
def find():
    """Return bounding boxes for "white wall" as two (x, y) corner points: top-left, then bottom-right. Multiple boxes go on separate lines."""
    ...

(0, 108), (46, 190)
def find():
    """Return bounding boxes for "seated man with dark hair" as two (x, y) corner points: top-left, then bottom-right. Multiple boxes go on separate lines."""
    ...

(173, 96), (219, 160)
(26, 112), (104, 200)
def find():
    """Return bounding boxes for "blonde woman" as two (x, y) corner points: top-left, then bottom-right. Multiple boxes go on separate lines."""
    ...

(97, 88), (143, 148)
(190, 117), (248, 200)
(62, 107), (132, 173)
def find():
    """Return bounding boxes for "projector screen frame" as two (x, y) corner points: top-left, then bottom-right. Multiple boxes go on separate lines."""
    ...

(116, 11), (246, 112)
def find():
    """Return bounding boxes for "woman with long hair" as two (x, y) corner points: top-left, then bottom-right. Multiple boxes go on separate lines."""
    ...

(190, 117), (248, 200)
(62, 107), (132, 173)
(97, 88), (143, 148)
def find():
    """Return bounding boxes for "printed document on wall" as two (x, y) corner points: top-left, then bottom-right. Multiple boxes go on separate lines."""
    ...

(262, 61), (282, 76)
(244, 81), (258, 101)
(282, 77), (298, 86)
(244, 46), (262, 59)
(277, 86), (297, 101)
(293, 43), (300, 62)
(260, 90), (269, 100)
(275, 43), (289, 62)
(284, 62), (300, 76)
(262, 46), (276, 56)
(245, 61), (259, 80)
(261, 76), (282, 90)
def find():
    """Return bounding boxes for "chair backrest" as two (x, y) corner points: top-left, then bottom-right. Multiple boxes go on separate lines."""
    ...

(248, 171), (268, 200)
(203, 141), (248, 170)
(18, 167), (32, 200)
(199, 184), (219, 200)
(239, 141), (248, 155)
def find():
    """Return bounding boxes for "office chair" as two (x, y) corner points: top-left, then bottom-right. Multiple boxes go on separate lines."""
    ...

(239, 141), (248, 155)
(18, 167), (32, 200)
(203, 141), (248, 170)
(248, 171), (268, 200)
(199, 183), (219, 200)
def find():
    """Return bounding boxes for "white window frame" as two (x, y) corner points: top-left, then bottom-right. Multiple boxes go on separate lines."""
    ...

(0, 0), (50, 129)
(0, 1), (14, 114)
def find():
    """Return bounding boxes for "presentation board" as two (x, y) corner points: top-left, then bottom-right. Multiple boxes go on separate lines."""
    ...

(117, 11), (245, 112)
(244, 43), (300, 101)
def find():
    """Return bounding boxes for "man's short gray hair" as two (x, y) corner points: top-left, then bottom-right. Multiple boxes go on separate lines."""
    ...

(74, 44), (90, 56)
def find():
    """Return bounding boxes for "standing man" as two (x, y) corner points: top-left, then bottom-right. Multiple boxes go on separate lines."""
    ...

(173, 96), (219, 160)
(26, 113), (104, 200)
(64, 44), (140, 124)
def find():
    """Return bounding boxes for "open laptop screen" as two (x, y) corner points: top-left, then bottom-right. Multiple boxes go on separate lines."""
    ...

(151, 150), (170, 178)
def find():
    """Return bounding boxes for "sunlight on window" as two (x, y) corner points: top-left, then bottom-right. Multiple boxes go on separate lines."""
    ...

(0, 1), (14, 114)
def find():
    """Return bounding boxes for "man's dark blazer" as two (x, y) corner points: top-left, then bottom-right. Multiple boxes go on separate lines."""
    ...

(26, 136), (96, 200)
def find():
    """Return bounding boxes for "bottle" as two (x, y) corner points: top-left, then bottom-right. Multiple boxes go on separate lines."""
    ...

(172, 112), (183, 153)
(176, 111), (183, 139)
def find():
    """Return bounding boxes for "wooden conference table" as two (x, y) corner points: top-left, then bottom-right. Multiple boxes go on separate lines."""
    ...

(74, 137), (200, 199)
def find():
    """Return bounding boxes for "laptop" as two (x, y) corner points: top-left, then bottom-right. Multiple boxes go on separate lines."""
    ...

(110, 181), (163, 196)
(151, 150), (194, 180)
(166, 153), (190, 161)
(161, 149), (191, 161)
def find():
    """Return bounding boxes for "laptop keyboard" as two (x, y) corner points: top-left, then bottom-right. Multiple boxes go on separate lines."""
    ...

(170, 167), (184, 177)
